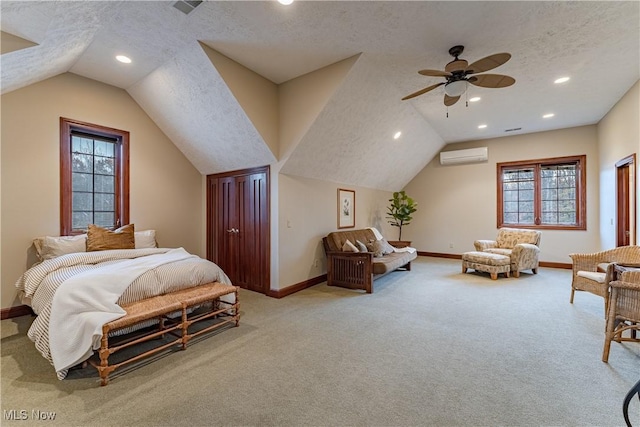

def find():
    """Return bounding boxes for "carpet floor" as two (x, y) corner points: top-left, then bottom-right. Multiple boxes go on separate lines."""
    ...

(1, 256), (639, 426)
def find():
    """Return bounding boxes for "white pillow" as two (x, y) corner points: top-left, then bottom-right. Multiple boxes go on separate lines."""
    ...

(355, 240), (368, 253)
(135, 230), (157, 249)
(40, 234), (87, 260)
(342, 239), (359, 252)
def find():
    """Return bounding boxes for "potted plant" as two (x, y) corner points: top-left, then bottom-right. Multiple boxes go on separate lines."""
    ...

(386, 191), (417, 240)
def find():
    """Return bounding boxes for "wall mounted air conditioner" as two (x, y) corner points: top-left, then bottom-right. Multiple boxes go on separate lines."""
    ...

(439, 147), (488, 165)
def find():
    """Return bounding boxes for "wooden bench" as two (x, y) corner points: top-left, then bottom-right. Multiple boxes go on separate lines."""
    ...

(88, 282), (239, 386)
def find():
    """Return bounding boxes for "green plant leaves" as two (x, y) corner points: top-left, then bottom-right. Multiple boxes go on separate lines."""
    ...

(386, 191), (417, 240)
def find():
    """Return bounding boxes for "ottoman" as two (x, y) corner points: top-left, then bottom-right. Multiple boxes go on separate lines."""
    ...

(462, 251), (511, 280)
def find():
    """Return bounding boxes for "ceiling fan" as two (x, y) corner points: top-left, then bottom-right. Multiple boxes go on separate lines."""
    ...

(402, 45), (515, 106)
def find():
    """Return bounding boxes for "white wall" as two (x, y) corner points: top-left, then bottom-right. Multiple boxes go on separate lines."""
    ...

(1, 73), (203, 309)
(403, 125), (601, 264)
(597, 81), (640, 249)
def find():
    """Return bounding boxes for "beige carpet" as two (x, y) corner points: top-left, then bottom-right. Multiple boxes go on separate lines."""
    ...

(1, 256), (638, 426)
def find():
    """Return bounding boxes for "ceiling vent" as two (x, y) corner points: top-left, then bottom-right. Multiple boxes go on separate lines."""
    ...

(173, 1), (203, 15)
(439, 147), (488, 165)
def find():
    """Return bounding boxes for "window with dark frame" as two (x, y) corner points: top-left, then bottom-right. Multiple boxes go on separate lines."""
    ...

(497, 155), (586, 230)
(60, 118), (129, 235)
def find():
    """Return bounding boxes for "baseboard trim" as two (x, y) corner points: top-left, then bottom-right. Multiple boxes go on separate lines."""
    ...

(418, 252), (571, 269)
(1, 305), (34, 320)
(267, 274), (327, 298)
(418, 251), (462, 259)
(539, 261), (572, 269)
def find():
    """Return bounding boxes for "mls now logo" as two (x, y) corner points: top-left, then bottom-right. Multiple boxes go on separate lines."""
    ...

(3, 409), (56, 421)
(31, 410), (56, 420)
(3, 410), (28, 420)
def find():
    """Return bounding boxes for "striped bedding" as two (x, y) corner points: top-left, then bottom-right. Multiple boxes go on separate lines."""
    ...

(15, 248), (232, 379)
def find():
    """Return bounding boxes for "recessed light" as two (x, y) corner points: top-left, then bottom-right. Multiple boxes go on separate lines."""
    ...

(554, 77), (570, 84)
(393, 131), (402, 140)
(543, 113), (555, 119)
(469, 97), (481, 102)
(116, 55), (131, 64)
(277, 0), (294, 4)
(478, 124), (487, 129)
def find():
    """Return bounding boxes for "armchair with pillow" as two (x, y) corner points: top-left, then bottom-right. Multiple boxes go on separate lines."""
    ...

(474, 227), (542, 278)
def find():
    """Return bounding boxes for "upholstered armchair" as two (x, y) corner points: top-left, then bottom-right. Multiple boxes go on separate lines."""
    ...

(569, 246), (640, 316)
(474, 228), (542, 278)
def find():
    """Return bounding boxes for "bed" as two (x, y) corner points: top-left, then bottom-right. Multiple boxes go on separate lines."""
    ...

(14, 226), (234, 380)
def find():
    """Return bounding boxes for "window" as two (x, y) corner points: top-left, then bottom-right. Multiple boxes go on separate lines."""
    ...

(60, 118), (129, 235)
(497, 155), (586, 230)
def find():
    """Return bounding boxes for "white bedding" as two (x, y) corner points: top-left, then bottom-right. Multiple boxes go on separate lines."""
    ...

(15, 247), (232, 379)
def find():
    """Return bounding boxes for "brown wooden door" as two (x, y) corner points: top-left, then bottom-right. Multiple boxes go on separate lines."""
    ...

(207, 166), (270, 294)
(616, 155), (636, 247)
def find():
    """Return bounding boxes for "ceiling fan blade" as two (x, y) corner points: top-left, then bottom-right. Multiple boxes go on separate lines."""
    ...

(444, 94), (460, 107)
(468, 74), (515, 88)
(402, 82), (445, 100)
(418, 69), (452, 77)
(466, 53), (511, 74)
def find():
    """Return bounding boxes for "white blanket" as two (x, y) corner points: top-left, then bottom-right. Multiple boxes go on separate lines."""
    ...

(367, 226), (417, 253)
(393, 246), (417, 254)
(49, 248), (194, 374)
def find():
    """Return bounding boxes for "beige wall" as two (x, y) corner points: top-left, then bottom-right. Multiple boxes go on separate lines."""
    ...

(403, 125), (601, 264)
(278, 174), (393, 288)
(274, 56), (360, 289)
(1, 73), (203, 309)
(202, 44), (279, 158)
(597, 81), (640, 249)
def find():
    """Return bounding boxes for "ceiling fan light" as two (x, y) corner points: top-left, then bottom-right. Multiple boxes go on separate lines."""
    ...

(444, 80), (467, 97)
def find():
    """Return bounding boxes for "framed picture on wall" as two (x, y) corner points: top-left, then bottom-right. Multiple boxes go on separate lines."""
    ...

(338, 188), (355, 229)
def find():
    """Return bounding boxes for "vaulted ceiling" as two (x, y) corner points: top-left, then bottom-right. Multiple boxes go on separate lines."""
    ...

(2, 1), (639, 191)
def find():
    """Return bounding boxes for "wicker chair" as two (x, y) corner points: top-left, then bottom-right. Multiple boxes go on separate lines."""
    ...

(602, 270), (640, 363)
(569, 246), (640, 316)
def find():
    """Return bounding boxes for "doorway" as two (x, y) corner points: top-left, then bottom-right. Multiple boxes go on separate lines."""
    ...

(207, 166), (270, 294)
(616, 154), (636, 246)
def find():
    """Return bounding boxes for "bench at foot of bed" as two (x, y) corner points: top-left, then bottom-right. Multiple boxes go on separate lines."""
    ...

(89, 282), (239, 386)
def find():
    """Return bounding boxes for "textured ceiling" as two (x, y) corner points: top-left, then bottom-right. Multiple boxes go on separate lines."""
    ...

(128, 41), (277, 175)
(1, 1), (639, 190)
(281, 53), (443, 191)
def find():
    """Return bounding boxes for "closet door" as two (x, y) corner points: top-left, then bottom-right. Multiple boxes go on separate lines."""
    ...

(207, 166), (270, 294)
(212, 176), (238, 284)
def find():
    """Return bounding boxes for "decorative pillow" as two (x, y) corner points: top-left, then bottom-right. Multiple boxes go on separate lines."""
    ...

(87, 224), (135, 251)
(355, 240), (368, 253)
(38, 234), (88, 260)
(366, 240), (384, 257)
(342, 239), (359, 252)
(33, 237), (45, 260)
(135, 229), (157, 249)
(379, 239), (396, 255)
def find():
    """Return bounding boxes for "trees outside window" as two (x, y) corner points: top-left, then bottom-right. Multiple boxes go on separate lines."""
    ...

(60, 118), (129, 235)
(497, 155), (586, 230)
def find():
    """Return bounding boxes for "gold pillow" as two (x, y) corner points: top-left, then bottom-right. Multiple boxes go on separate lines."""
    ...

(87, 224), (135, 251)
